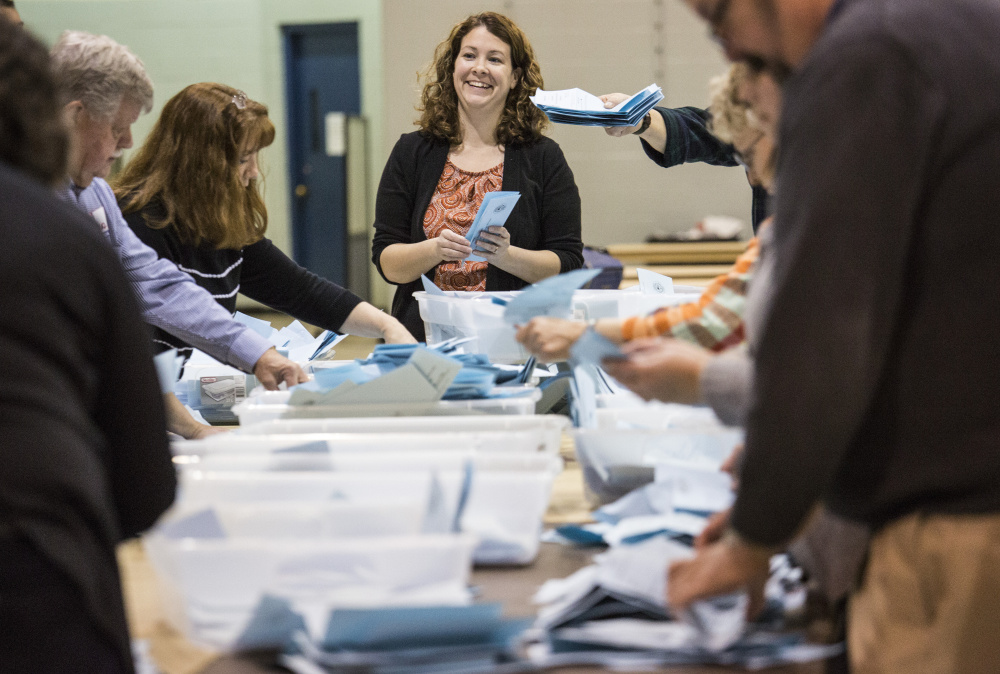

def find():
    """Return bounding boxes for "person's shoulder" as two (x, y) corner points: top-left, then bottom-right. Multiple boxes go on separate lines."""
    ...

(394, 130), (446, 152)
(0, 163), (116, 262)
(513, 135), (569, 165)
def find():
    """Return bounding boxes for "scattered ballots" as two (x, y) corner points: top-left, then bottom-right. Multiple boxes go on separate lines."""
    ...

(530, 84), (664, 127)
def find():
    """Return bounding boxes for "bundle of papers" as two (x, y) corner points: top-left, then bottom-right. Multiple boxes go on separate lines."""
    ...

(530, 536), (841, 670)
(530, 84), (663, 127)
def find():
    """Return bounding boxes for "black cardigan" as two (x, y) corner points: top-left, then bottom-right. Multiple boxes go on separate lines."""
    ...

(124, 199), (363, 356)
(372, 131), (584, 340)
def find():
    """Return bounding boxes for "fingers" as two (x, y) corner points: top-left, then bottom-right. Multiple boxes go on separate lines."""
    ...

(695, 509), (731, 550)
(437, 230), (472, 260)
(282, 362), (309, 387)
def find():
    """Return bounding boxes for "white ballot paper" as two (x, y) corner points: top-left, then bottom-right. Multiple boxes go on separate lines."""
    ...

(466, 191), (520, 262)
(636, 268), (674, 295)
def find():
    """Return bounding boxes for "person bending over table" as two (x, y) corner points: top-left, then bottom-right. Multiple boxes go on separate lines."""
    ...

(115, 82), (416, 365)
(372, 11), (584, 341)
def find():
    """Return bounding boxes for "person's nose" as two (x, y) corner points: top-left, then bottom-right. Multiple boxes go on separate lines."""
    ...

(119, 128), (133, 150)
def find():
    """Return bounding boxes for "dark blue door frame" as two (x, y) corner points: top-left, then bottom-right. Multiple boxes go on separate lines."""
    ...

(282, 22), (361, 294)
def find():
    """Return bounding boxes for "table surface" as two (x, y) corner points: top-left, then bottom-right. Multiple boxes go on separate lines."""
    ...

(123, 336), (827, 674)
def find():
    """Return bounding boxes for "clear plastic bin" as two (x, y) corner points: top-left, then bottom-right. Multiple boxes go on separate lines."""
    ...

(232, 389), (541, 426)
(415, 287), (704, 363)
(570, 286), (703, 321)
(415, 290), (526, 363)
(571, 428), (743, 506)
(173, 429), (552, 458)
(233, 415), (569, 456)
(143, 533), (476, 650)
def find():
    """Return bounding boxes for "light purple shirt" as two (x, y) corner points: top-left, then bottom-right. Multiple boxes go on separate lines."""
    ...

(57, 178), (271, 372)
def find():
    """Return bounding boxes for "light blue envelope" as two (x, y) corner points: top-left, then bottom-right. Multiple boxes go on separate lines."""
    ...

(502, 268), (601, 325)
(570, 328), (626, 367)
(466, 191), (520, 262)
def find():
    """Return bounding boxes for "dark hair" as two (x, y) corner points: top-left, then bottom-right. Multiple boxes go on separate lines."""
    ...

(0, 1), (16, 9)
(114, 83), (275, 249)
(417, 12), (547, 146)
(0, 17), (68, 185)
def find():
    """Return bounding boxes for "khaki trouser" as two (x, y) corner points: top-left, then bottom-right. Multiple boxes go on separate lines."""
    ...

(849, 511), (1000, 674)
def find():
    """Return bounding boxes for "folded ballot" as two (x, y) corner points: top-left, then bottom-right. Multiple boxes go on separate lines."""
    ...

(530, 84), (664, 127)
(466, 191), (520, 262)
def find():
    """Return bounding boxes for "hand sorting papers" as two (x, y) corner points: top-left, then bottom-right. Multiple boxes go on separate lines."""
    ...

(466, 191), (520, 262)
(530, 84), (664, 127)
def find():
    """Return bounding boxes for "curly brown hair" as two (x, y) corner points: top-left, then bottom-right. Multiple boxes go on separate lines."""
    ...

(113, 83), (274, 249)
(0, 17), (67, 185)
(417, 12), (547, 146)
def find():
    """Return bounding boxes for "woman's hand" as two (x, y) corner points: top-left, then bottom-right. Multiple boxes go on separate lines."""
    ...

(471, 225), (511, 263)
(432, 229), (473, 263)
(382, 318), (418, 344)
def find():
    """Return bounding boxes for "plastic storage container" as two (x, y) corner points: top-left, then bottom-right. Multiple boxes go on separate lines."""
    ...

(415, 290), (526, 363)
(571, 428), (743, 505)
(232, 389), (541, 426)
(415, 286), (705, 363)
(234, 414), (569, 456)
(144, 533), (476, 650)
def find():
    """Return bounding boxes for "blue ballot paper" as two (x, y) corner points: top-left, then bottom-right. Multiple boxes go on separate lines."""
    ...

(530, 84), (664, 127)
(570, 328), (627, 367)
(502, 267), (600, 325)
(421, 274), (448, 296)
(465, 191), (520, 262)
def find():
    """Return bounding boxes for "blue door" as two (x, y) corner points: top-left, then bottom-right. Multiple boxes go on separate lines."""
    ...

(283, 23), (360, 291)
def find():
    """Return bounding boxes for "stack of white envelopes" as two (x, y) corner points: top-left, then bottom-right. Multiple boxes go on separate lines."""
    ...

(530, 84), (663, 126)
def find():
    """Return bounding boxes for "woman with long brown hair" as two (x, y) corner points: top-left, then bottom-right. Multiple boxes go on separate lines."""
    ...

(114, 82), (414, 366)
(372, 12), (584, 341)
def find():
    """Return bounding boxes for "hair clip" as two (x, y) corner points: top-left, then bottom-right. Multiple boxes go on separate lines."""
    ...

(232, 90), (247, 110)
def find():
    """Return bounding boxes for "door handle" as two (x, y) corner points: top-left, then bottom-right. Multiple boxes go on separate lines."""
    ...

(295, 184), (308, 198)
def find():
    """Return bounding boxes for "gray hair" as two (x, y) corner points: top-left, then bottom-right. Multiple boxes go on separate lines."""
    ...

(50, 30), (153, 119)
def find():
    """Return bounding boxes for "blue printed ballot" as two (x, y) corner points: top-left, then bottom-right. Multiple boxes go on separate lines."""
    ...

(530, 84), (664, 127)
(466, 191), (520, 262)
(570, 328), (626, 367)
(502, 268), (601, 325)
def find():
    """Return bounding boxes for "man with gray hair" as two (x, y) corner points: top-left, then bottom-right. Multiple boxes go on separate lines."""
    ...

(51, 30), (307, 392)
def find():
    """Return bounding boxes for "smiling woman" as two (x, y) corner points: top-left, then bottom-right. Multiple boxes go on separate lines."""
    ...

(372, 12), (584, 341)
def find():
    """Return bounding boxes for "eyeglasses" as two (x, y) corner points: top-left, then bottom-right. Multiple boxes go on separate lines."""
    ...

(733, 130), (764, 171)
(231, 90), (248, 110)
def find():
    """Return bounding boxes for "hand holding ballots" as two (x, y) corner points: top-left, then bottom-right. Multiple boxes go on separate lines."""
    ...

(466, 191), (520, 262)
(530, 84), (663, 126)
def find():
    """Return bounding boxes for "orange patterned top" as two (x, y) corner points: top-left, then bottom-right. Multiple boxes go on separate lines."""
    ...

(423, 159), (504, 291)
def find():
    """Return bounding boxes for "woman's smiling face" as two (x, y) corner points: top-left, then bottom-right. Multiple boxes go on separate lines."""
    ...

(452, 25), (518, 119)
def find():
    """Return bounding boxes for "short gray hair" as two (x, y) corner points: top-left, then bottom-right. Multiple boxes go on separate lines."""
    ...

(50, 30), (153, 119)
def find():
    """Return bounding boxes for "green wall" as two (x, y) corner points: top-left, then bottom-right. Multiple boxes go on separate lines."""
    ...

(21, 0), (386, 304)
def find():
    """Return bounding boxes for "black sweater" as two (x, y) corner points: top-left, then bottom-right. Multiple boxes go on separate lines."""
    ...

(372, 131), (584, 340)
(123, 200), (363, 356)
(0, 163), (175, 672)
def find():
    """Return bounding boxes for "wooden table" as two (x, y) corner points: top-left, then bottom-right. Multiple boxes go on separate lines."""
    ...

(604, 242), (747, 266)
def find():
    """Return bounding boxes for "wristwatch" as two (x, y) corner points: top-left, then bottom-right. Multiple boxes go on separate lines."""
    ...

(632, 112), (652, 136)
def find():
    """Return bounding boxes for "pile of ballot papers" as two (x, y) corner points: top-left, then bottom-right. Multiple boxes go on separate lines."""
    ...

(529, 516), (842, 669)
(529, 84), (664, 126)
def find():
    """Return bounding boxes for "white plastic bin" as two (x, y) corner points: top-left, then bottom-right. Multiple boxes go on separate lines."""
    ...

(232, 389), (541, 426)
(173, 429), (551, 458)
(570, 286), (703, 321)
(594, 403), (723, 430)
(143, 533), (476, 650)
(234, 414), (569, 456)
(415, 290), (526, 363)
(571, 428), (743, 505)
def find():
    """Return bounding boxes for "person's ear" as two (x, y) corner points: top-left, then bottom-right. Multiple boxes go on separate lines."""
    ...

(512, 68), (522, 89)
(62, 100), (85, 129)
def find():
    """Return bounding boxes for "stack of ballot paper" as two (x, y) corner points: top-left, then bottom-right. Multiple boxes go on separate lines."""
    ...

(529, 84), (664, 126)
(529, 536), (841, 670)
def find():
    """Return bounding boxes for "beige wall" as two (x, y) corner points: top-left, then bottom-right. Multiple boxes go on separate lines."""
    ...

(381, 0), (754, 254)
